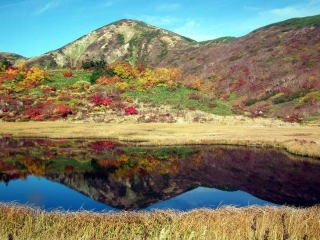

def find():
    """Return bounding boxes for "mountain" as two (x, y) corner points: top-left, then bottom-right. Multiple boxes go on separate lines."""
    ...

(4, 15), (320, 119)
(0, 52), (26, 64)
(26, 19), (197, 68)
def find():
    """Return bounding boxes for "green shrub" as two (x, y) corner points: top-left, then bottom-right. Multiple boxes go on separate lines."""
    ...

(82, 60), (106, 70)
(0, 59), (12, 71)
(117, 34), (125, 44)
(89, 68), (116, 84)
(272, 89), (309, 104)
(244, 98), (259, 106)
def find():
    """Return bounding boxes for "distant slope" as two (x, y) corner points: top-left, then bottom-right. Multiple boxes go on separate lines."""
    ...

(200, 36), (236, 44)
(159, 14), (320, 119)
(259, 14), (320, 30)
(0, 52), (26, 64)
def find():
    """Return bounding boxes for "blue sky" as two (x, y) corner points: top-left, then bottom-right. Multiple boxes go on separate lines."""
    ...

(1, 0), (320, 57)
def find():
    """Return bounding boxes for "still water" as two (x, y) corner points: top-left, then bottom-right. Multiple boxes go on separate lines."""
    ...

(0, 137), (319, 211)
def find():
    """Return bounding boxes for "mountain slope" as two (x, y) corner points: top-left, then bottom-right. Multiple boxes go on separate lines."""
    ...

(158, 15), (320, 119)
(6, 15), (320, 119)
(27, 19), (196, 68)
(0, 52), (26, 64)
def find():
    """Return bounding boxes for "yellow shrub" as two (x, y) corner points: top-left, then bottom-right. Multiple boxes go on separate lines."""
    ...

(111, 62), (138, 80)
(115, 82), (129, 90)
(192, 77), (202, 90)
(25, 67), (46, 82)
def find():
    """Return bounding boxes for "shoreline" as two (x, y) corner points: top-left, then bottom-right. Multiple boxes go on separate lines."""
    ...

(0, 121), (320, 158)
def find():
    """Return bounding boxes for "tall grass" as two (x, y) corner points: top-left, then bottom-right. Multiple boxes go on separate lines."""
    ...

(0, 204), (318, 240)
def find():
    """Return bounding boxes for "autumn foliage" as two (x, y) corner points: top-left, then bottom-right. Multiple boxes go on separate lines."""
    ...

(91, 94), (113, 106)
(124, 107), (138, 115)
(92, 62), (182, 90)
(63, 72), (73, 78)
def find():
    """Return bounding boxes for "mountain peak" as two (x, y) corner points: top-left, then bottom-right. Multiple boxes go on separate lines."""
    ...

(27, 18), (197, 68)
(111, 19), (137, 25)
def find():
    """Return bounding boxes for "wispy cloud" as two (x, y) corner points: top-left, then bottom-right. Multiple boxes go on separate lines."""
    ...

(103, 1), (113, 7)
(35, 0), (60, 15)
(174, 20), (197, 32)
(156, 3), (180, 11)
(266, 0), (320, 18)
(269, 7), (300, 18)
(174, 20), (220, 41)
(130, 15), (179, 26)
(0, 2), (23, 9)
(243, 6), (261, 11)
(235, 0), (320, 36)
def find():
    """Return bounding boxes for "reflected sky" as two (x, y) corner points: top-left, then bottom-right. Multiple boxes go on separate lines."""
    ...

(0, 176), (114, 212)
(0, 176), (275, 212)
(146, 187), (276, 211)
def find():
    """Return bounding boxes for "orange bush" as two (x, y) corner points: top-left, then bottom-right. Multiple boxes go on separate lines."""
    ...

(96, 76), (122, 84)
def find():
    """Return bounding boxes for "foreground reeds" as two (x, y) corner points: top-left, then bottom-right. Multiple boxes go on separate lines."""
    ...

(0, 121), (319, 158)
(0, 204), (319, 240)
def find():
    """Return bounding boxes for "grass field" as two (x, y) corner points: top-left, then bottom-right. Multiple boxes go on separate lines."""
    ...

(0, 120), (319, 158)
(121, 86), (234, 115)
(0, 204), (318, 240)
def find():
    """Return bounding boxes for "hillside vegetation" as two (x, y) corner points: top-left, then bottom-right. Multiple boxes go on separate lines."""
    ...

(0, 62), (233, 123)
(1, 14), (320, 121)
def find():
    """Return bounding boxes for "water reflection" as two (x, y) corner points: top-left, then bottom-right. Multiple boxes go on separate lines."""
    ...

(0, 137), (319, 211)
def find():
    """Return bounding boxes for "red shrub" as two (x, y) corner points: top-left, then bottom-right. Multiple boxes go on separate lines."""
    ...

(91, 94), (112, 106)
(242, 67), (250, 75)
(188, 94), (201, 100)
(1, 106), (9, 112)
(1, 74), (16, 80)
(302, 80), (319, 89)
(24, 108), (41, 118)
(91, 141), (114, 151)
(65, 166), (74, 172)
(284, 114), (302, 123)
(32, 115), (45, 121)
(63, 72), (73, 78)
(54, 104), (71, 117)
(208, 103), (217, 108)
(5, 66), (18, 71)
(124, 107), (138, 115)
(300, 56), (310, 61)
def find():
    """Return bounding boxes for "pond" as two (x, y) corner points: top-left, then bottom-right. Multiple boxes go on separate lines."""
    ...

(0, 137), (319, 211)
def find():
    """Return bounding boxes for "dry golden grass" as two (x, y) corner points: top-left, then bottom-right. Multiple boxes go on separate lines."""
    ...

(0, 120), (320, 158)
(0, 204), (319, 240)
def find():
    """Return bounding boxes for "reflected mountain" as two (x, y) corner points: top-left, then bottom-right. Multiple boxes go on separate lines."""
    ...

(0, 137), (320, 210)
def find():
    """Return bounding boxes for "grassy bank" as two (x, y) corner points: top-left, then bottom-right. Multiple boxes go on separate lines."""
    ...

(0, 204), (319, 240)
(0, 121), (320, 158)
